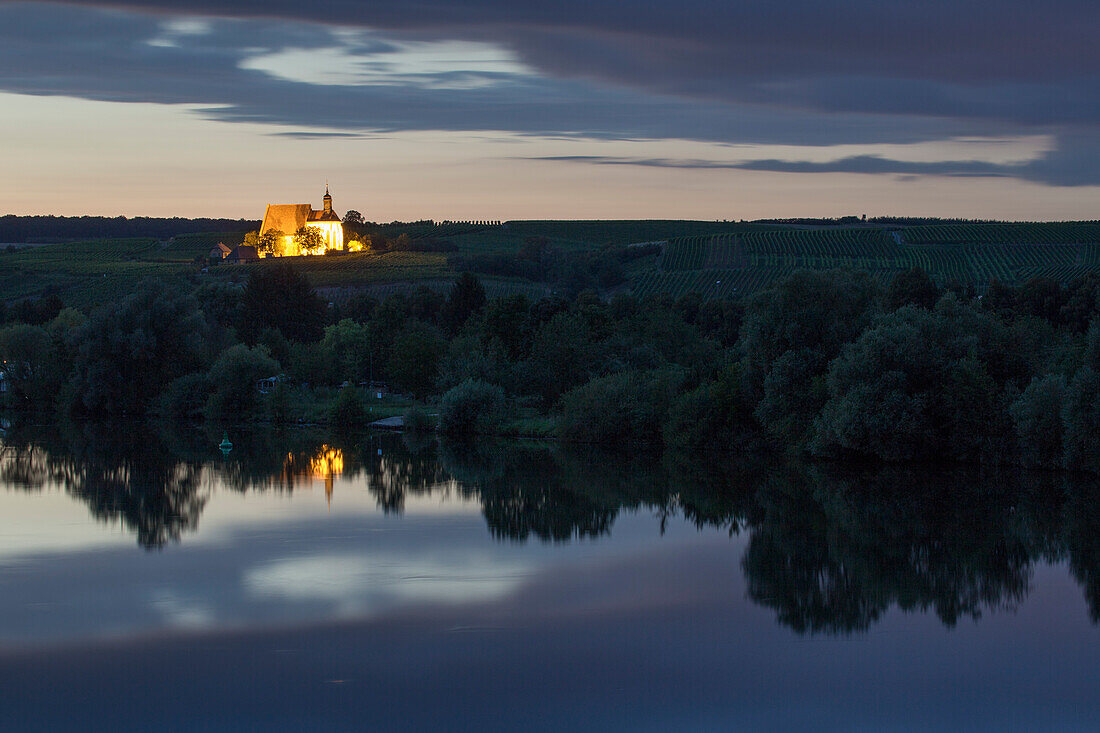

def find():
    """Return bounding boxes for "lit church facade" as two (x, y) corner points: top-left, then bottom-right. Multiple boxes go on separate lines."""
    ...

(259, 187), (344, 256)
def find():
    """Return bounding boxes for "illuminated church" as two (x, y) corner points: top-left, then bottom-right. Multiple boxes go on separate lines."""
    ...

(259, 187), (344, 255)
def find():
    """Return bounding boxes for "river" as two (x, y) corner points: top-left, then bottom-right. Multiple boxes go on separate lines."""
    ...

(1, 420), (1098, 730)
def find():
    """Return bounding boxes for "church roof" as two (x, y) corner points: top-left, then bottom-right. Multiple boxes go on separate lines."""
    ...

(307, 210), (342, 222)
(260, 204), (312, 235)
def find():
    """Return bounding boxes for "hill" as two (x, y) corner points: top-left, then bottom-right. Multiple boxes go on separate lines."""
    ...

(4, 219), (1100, 310)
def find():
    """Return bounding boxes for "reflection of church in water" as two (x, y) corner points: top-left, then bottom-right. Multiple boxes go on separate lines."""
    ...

(312, 446), (343, 504)
(280, 446), (345, 505)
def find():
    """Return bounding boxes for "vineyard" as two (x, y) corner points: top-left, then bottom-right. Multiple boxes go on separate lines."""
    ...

(225, 251), (452, 289)
(1, 238), (162, 271)
(321, 276), (553, 303)
(503, 220), (778, 247)
(165, 231), (250, 260)
(901, 221), (1100, 245)
(637, 223), (1100, 299)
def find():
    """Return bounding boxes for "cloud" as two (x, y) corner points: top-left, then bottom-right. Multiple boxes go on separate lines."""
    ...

(0, 3), (981, 145)
(2, 1), (1100, 185)
(534, 155), (1014, 177)
(527, 149), (1100, 188)
(39, 0), (1100, 118)
(269, 131), (375, 140)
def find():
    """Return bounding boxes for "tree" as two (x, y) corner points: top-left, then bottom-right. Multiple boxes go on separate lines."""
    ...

(1063, 366), (1100, 474)
(518, 310), (600, 406)
(982, 280), (1018, 320)
(1013, 277), (1065, 324)
(1011, 374), (1067, 468)
(886, 267), (940, 311)
(0, 323), (61, 408)
(203, 344), (279, 419)
(387, 325), (446, 398)
(740, 269), (881, 446)
(243, 230), (260, 249)
(343, 210), (363, 225)
(1060, 274), (1100, 332)
(443, 272), (486, 332)
(810, 300), (1004, 462)
(68, 281), (210, 415)
(238, 262), (325, 344)
(323, 318), (372, 383)
(293, 226), (324, 255)
(483, 294), (529, 359)
(257, 228), (283, 256)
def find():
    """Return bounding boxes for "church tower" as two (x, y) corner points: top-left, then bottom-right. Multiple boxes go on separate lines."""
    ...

(323, 185), (333, 215)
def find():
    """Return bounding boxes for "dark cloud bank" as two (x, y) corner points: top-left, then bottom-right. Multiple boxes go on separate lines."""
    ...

(3, 0), (1100, 185)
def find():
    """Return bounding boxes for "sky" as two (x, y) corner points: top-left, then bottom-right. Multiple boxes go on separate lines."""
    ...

(1, 0), (1098, 220)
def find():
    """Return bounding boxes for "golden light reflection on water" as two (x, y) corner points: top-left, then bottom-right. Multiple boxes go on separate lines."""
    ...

(312, 446), (343, 502)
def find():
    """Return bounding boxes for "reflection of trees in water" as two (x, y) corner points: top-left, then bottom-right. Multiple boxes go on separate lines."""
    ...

(438, 440), (666, 542)
(742, 464), (1044, 634)
(4, 417), (1100, 632)
(1065, 483), (1100, 622)
(0, 443), (53, 490)
(364, 435), (451, 514)
(2, 420), (208, 548)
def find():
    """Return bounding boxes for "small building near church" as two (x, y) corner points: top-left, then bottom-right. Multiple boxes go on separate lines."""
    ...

(259, 187), (344, 256)
(226, 244), (260, 263)
(209, 242), (232, 260)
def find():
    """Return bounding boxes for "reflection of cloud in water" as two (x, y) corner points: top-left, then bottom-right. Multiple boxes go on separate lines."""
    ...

(149, 589), (216, 629)
(245, 552), (530, 617)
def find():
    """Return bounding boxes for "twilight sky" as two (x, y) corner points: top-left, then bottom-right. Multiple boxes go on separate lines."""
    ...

(1, 0), (1098, 220)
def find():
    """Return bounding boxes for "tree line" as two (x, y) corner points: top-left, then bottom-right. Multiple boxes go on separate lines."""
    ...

(2, 261), (1100, 473)
(0, 215), (257, 243)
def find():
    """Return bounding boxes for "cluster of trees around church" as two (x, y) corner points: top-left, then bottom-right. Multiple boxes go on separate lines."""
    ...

(3, 261), (1100, 472)
(243, 226), (324, 256)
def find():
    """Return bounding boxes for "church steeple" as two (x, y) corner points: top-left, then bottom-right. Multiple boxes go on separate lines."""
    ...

(323, 184), (333, 214)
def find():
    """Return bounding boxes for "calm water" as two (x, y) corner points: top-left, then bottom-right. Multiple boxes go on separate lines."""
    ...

(1, 421), (1099, 731)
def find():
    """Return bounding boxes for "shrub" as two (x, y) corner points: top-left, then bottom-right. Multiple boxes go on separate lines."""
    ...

(329, 385), (367, 428)
(439, 379), (506, 435)
(403, 406), (434, 433)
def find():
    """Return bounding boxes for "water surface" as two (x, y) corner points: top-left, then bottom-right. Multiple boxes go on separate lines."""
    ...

(1, 421), (1098, 730)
